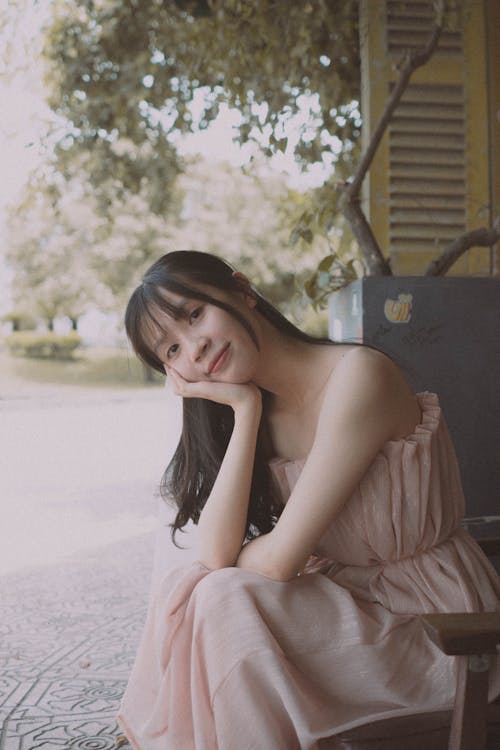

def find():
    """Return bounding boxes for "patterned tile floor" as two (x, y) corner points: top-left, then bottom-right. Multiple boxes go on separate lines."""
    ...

(0, 532), (155, 750)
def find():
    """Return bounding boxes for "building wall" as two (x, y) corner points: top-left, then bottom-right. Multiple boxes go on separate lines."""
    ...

(360, 0), (497, 276)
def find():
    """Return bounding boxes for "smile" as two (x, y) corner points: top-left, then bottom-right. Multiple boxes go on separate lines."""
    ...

(208, 344), (230, 375)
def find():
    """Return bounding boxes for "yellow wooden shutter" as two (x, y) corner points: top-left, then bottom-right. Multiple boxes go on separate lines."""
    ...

(359, 0), (493, 275)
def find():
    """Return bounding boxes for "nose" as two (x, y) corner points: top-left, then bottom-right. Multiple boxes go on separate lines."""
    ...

(189, 336), (209, 363)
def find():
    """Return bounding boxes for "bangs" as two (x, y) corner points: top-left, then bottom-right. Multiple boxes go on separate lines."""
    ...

(125, 276), (259, 375)
(125, 289), (173, 374)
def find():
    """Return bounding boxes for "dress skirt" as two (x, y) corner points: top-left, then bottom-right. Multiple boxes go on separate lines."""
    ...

(117, 393), (500, 749)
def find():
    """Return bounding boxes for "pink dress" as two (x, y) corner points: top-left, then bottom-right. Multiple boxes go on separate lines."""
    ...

(117, 392), (500, 749)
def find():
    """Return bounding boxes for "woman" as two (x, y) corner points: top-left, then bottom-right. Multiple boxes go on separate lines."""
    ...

(118, 250), (499, 750)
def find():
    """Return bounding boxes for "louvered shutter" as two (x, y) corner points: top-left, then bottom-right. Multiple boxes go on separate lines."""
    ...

(389, 83), (466, 257)
(386, 0), (462, 57)
(359, 0), (493, 275)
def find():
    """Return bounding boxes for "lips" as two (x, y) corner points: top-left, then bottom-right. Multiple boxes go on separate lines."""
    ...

(208, 344), (230, 375)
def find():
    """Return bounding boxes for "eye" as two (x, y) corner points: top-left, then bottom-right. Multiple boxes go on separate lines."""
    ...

(189, 306), (202, 322)
(166, 343), (179, 359)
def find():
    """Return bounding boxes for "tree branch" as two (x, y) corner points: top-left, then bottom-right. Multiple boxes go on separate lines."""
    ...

(347, 1), (444, 200)
(424, 219), (500, 276)
(340, 0), (444, 277)
(340, 193), (392, 275)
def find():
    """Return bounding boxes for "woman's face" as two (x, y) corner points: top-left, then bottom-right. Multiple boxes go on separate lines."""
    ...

(148, 286), (259, 384)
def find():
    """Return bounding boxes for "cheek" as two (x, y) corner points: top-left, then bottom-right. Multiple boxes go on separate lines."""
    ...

(172, 359), (210, 383)
(174, 362), (197, 380)
(231, 344), (260, 380)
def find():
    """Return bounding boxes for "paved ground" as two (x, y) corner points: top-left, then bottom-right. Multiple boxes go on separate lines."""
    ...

(0, 381), (197, 749)
(1, 534), (151, 749)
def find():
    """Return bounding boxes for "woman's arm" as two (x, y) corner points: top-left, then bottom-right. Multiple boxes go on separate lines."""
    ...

(168, 369), (262, 570)
(236, 347), (420, 581)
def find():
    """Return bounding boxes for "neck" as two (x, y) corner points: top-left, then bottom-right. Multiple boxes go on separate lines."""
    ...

(252, 316), (331, 411)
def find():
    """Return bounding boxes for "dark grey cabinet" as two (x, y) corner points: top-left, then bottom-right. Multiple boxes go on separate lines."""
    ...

(328, 277), (500, 517)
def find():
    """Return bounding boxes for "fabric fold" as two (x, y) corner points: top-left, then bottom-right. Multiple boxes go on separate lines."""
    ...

(118, 392), (500, 749)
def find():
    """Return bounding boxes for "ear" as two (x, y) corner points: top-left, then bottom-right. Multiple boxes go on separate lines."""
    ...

(232, 271), (257, 308)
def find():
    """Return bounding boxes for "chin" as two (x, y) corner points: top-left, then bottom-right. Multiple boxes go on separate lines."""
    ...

(217, 371), (252, 385)
(215, 376), (244, 384)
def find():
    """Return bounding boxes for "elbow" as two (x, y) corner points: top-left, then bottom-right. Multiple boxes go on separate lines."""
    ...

(257, 565), (296, 582)
(197, 552), (238, 572)
(197, 529), (243, 572)
(197, 538), (242, 572)
(199, 558), (296, 581)
(264, 564), (297, 582)
(235, 532), (299, 581)
(238, 557), (296, 582)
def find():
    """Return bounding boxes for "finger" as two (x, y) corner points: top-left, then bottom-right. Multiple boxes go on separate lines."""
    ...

(171, 375), (212, 400)
(165, 366), (185, 396)
(170, 369), (203, 399)
(168, 368), (185, 385)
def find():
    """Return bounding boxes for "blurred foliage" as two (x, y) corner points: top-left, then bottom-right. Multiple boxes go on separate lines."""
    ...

(295, 305), (329, 339)
(43, 0), (360, 211)
(7, 154), (349, 325)
(6, 172), (107, 328)
(0, 0), (42, 79)
(0, 347), (163, 387)
(284, 180), (362, 313)
(6, 0), (364, 336)
(166, 156), (341, 315)
(6, 331), (82, 360)
(300, 252), (362, 311)
(1, 311), (37, 332)
(6, 163), (186, 325)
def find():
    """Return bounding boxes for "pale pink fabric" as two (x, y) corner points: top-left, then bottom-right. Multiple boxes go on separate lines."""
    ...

(117, 392), (500, 750)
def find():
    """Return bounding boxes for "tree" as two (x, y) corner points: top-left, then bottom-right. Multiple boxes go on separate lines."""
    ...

(161, 155), (343, 312)
(43, 0), (499, 286)
(6, 175), (95, 328)
(5, 170), (179, 325)
(43, 0), (360, 215)
(39, 0), (363, 318)
(92, 155), (338, 315)
(6, 154), (333, 324)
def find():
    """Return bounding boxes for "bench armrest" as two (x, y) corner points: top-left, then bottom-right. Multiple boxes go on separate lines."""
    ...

(476, 536), (500, 557)
(421, 612), (500, 655)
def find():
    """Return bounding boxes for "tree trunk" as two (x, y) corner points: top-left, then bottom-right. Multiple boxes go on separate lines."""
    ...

(340, 195), (392, 276)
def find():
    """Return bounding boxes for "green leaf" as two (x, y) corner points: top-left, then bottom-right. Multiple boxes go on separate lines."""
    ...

(300, 228), (314, 244)
(304, 274), (318, 299)
(318, 254), (336, 272)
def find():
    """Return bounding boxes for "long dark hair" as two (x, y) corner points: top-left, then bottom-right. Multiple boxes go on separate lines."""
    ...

(125, 250), (331, 546)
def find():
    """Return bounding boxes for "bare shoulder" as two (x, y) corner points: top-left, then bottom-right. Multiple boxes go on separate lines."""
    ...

(326, 344), (402, 393)
(334, 345), (402, 386)
(320, 345), (420, 441)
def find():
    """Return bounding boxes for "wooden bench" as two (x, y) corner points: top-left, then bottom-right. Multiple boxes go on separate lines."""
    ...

(319, 537), (500, 750)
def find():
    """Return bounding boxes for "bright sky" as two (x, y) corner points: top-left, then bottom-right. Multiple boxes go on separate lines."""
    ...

(0, 0), (52, 308)
(0, 1), (51, 210)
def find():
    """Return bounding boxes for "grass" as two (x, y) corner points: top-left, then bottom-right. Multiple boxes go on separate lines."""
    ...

(0, 346), (164, 389)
